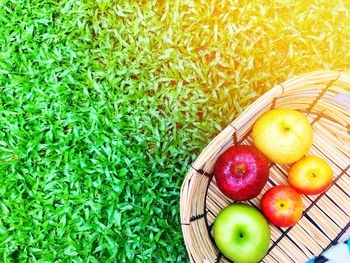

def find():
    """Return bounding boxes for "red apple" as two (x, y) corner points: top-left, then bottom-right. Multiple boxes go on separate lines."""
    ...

(261, 185), (303, 227)
(213, 145), (270, 201)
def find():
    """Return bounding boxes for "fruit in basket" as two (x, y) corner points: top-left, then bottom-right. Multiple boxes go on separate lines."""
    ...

(213, 145), (270, 201)
(214, 203), (270, 263)
(252, 108), (313, 164)
(261, 185), (303, 227)
(288, 155), (333, 195)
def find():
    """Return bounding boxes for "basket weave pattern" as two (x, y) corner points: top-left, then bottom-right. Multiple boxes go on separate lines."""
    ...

(180, 71), (350, 263)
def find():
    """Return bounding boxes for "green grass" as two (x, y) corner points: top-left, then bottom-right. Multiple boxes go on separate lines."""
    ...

(0, 0), (349, 262)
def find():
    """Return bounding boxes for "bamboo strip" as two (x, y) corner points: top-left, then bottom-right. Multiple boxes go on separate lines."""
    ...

(325, 186), (350, 216)
(277, 236), (310, 262)
(263, 254), (280, 263)
(337, 174), (350, 193)
(305, 207), (340, 239)
(269, 165), (289, 185)
(316, 195), (349, 228)
(268, 225), (283, 243)
(282, 71), (340, 91)
(296, 216), (331, 247)
(288, 222), (325, 256)
(269, 245), (296, 262)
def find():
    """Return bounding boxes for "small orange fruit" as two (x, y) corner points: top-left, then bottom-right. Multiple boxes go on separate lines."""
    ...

(288, 155), (333, 195)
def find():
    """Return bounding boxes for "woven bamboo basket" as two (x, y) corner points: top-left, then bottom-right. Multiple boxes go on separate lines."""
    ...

(180, 70), (350, 263)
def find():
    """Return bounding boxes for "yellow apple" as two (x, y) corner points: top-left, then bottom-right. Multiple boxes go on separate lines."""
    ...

(252, 109), (313, 164)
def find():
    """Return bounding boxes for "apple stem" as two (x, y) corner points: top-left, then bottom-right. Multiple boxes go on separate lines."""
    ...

(235, 168), (244, 174)
(234, 164), (246, 175)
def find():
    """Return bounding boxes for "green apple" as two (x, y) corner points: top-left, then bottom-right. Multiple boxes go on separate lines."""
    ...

(214, 203), (270, 263)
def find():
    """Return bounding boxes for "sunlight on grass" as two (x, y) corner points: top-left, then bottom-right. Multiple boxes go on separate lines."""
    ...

(0, 0), (349, 262)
